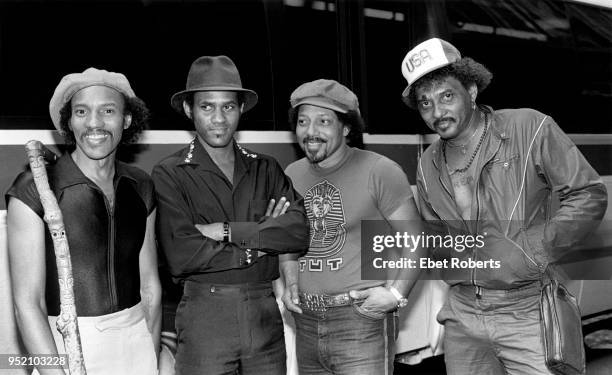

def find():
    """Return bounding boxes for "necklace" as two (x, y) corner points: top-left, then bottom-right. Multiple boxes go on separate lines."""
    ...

(444, 110), (489, 176)
(446, 110), (480, 155)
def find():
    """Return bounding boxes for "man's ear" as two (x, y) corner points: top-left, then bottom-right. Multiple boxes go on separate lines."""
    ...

(240, 102), (245, 113)
(123, 113), (132, 129)
(183, 100), (193, 119)
(343, 126), (349, 136)
(468, 83), (478, 104)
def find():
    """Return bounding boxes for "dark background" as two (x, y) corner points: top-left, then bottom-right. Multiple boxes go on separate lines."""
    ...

(0, 0), (610, 135)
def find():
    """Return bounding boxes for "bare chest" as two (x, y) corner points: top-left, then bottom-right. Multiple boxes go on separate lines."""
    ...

(448, 164), (477, 220)
(92, 179), (116, 211)
(444, 142), (483, 220)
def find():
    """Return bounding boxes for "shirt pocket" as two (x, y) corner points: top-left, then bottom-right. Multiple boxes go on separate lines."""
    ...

(482, 154), (521, 199)
(487, 154), (520, 171)
(249, 199), (269, 222)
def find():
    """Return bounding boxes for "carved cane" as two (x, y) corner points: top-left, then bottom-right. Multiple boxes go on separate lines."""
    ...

(25, 140), (87, 375)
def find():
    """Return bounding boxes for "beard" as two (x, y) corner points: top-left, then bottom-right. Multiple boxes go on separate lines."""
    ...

(303, 136), (328, 163)
(306, 150), (327, 163)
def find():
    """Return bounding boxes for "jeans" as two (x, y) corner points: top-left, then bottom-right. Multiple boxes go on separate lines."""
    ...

(438, 283), (554, 375)
(175, 281), (286, 375)
(293, 301), (398, 375)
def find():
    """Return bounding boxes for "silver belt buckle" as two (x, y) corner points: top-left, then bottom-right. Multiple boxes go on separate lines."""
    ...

(303, 293), (328, 312)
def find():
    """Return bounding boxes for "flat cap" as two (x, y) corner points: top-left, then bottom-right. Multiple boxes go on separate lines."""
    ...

(49, 67), (135, 130)
(290, 79), (360, 115)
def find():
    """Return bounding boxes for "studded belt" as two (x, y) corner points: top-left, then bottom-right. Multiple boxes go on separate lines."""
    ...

(299, 292), (361, 312)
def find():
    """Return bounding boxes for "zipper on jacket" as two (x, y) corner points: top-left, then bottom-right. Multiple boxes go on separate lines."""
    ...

(471, 114), (503, 287)
(109, 209), (117, 309)
(472, 174), (482, 287)
(103, 192), (118, 310)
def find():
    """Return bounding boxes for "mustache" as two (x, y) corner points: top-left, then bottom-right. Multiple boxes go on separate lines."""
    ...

(303, 137), (327, 143)
(434, 117), (455, 127)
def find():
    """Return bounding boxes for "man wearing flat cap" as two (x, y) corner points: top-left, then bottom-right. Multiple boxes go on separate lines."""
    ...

(403, 38), (607, 374)
(279, 79), (423, 374)
(152, 55), (309, 375)
(6, 68), (161, 374)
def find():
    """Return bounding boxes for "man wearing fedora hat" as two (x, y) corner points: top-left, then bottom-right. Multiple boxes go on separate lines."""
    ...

(279, 79), (424, 375)
(403, 38), (607, 374)
(152, 56), (309, 375)
(6, 68), (161, 375)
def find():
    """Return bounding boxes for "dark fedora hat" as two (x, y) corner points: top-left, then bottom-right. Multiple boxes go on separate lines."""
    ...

(171, 55), (258, 114)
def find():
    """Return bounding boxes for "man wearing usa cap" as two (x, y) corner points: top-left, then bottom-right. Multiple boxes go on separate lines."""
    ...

(280, 79), (423, 375)
(403, 38), (607, 374)
(6, 68), (160, 374)
(152, 56), (309, 375)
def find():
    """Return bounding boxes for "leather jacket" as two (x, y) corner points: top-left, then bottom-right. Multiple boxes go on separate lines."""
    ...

(416, 107), (607, 289)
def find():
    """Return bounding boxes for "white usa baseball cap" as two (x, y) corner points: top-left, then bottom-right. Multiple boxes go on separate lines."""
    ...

(401, 38), (461, 99)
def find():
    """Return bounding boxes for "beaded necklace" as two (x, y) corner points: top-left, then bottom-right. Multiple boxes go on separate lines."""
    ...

(443, 110), (489, 176)
(446, 109), (478, 155)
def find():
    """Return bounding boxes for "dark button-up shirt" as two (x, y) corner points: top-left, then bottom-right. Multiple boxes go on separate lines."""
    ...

(152, 139), (309, 284)
(6, 154), (155, 316)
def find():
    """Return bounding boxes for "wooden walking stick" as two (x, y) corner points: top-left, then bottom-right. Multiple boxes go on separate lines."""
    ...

(25, 140), (87, 375)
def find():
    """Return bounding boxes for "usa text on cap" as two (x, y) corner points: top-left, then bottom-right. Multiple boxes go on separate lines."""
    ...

(401, 38), (461, 98)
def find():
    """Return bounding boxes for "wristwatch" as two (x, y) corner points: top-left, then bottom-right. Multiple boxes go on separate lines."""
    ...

(222, 222), (230, 242)
(388, 286), (409, 309)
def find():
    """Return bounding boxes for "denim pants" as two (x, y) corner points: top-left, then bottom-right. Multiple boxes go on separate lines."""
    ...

(293, 301), (398, 375)
(175, 281), (286, 375)
(438, 283), (554, 375)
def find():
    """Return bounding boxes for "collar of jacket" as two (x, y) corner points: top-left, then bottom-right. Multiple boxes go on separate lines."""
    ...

(53, 153), (137, 191)
(431, 105), (511, 171)
(177, 138), (258, 179)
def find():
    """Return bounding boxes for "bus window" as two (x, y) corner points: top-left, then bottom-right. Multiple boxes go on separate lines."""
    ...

(566, 2), (612, 133)
(0, 0), (276, 131)
(445, 0), (611, 133)
(567, 2), (612, 49)
(261, 0), (340, 130)
(359, 0), (437, 135)
(448, 0), (572, 45)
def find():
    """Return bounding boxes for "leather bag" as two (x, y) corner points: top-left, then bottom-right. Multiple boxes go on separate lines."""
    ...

(540, 279), (585, 375)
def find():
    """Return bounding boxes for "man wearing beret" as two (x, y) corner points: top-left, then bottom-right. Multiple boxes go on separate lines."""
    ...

(403, 38), (607, 374)
(280, 79), (423, 375)
(6, 68), (161, 374)
(152, 56), (309, 375)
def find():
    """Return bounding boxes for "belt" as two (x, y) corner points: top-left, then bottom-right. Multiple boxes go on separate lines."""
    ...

(455, 282), (541, 299)
(299, 292), (361, 312)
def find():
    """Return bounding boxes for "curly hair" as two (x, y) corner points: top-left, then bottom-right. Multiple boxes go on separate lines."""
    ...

(406, 57), (493, 108)
(288, 106), (365, 148)
(59, 94), (150, 146)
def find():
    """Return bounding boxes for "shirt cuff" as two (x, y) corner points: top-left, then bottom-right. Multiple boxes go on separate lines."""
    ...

(229, 222), (261, 249)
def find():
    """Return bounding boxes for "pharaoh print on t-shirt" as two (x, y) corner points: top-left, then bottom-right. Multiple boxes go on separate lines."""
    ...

(303, 179), (347, 260)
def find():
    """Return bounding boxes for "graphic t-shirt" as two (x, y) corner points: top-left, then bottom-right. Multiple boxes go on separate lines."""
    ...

(285, 147), (413, 294)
